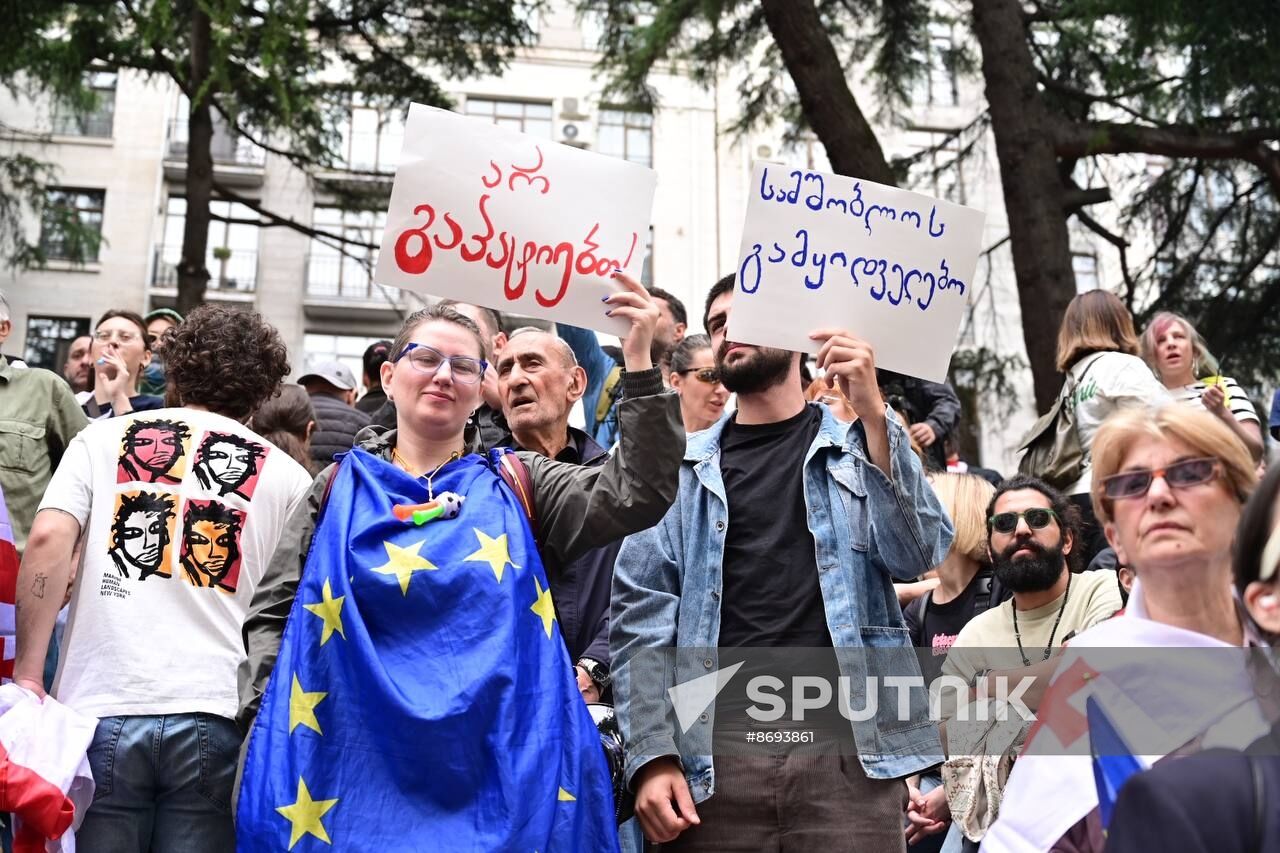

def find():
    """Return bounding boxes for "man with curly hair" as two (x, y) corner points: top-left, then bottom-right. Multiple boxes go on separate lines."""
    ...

(14, 305), (313, 850)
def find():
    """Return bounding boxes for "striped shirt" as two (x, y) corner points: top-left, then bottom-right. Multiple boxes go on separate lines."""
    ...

(1171, 376), (1260, 423)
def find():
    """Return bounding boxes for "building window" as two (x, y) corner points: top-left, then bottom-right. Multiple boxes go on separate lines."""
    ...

(39, 188), (105, 262)
(167, 95), (265, 166)
(336, 98), (405, 172)
(303, 333), (388, 386)
(914, 22), (959, 107)
(23, 316), (91, 371)
(155, 197), (260, 292)
(306, 207), (389, 301)
(51, 70), (116, 138)
(597, 108), (653, 167)
(1073, 252), (1101, 292)
(463, 98), (554, 138)
(906, 130), (966, 204)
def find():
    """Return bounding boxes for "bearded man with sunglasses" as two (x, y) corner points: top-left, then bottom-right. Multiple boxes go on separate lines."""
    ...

(907, 477), (1122, 849)
(941, 476), (1122, 698)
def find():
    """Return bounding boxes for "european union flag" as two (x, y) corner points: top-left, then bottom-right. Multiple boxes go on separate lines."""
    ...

(1087, 695), (1144, 830)
(237, 448), (620, 851)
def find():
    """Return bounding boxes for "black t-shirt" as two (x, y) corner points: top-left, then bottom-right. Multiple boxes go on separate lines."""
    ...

(905, 570), (1001, 682)
(717, 405), (831, 648)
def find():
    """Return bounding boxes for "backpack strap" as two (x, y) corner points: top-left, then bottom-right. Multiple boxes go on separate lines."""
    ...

(488, 447), (539, 544)
(972, 568), (995, 613)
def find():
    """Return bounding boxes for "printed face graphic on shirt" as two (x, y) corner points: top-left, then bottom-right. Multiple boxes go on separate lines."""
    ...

(108, 491), (177, 581)
(179, 500), (245, 592)
(192, 432), (268, 499)
(117, 419), (191, 484)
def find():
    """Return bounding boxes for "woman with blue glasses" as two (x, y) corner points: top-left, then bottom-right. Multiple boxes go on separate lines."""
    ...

(236, 273), (683, 852)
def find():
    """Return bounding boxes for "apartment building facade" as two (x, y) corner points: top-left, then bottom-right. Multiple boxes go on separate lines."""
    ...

(1, 5), (1108, 469)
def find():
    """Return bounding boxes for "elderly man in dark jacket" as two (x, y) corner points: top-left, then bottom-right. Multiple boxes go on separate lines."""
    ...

(298, 361), (370, 467)
(492, 327), (621, 700)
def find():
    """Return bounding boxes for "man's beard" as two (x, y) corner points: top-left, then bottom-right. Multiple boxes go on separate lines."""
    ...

(992, 538), (1067, 593)
(651, 334), (673, 368)
(716, 342), (793, 395)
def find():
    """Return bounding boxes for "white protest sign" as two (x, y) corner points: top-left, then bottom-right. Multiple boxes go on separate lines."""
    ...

(374, 104), (656, 336)
(727, 162), (986, 382)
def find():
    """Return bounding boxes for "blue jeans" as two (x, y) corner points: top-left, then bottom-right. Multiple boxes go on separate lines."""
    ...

(79, 714), (240, 853)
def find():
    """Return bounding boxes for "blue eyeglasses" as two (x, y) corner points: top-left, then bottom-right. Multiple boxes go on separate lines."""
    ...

(394, 344), (487, 385)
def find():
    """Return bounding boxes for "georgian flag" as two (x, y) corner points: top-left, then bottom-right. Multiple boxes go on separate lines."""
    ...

(0, 684), (96, 852)
(0, 486), (17, 683)
(981, 578), (1270, 852)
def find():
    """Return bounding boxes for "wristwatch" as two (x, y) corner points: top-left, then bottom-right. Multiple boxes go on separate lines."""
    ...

(576, 658), (610, 691)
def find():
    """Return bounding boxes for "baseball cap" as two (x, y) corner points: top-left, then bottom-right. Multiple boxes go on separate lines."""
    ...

(298, 361), (358, 392)
(144, 308), (185, 326)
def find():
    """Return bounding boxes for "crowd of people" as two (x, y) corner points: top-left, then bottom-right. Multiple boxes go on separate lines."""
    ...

(0, 275), (1278, 853)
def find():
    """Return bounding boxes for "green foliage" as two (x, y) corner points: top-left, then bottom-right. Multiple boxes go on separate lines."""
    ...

(581, 0), (963, 139)
(0, 0), (547, 268)
(1123, 159), (1280, 388)
(1040, 0), (1280, 127)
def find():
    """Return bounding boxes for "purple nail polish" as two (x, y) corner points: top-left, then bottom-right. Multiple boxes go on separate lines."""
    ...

(601, 296), (609, 302)
(605, 309), (613, 316)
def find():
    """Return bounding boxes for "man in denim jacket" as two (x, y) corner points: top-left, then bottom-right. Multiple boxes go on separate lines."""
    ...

(612, 274), (953, 851)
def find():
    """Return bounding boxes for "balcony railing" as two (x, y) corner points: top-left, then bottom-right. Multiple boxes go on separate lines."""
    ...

(152, 247), (258, 293)
(167, 118), (266, 167)
(334, 129), (399, 173)
(305, 253), (398, 302)
(50, 110), (114, 139)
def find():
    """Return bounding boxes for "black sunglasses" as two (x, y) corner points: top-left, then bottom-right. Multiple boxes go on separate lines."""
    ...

(989, 508), (1059, 535)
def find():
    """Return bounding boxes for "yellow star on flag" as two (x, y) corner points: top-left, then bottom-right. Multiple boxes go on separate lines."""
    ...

(464, 529), (520, 583)
(303, 579), (346, 645)
(530, 576), (556, 638)
(289, 674), (327, 736)
(558, 787), (576, 802)
(372, 539), (437, 595)
(276, 777), (339, 849)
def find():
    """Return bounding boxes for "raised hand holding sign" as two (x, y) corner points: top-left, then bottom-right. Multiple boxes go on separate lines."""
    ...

(729, 162), (987, 382)
(375, 104), (657, 334)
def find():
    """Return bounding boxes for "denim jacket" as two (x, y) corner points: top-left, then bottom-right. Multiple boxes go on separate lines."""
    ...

(611, 403), (952, 801)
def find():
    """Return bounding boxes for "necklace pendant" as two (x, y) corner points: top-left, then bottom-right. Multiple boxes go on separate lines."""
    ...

(391, 492), (465, 525)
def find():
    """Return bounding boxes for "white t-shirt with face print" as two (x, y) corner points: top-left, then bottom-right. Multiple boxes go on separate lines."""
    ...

(38, 408), (312, 720)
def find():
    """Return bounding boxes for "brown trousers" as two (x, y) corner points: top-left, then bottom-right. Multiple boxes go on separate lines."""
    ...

(650, 753), (908, 853)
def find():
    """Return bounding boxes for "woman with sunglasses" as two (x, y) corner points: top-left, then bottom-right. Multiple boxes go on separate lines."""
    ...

(668, 334), (729, 433)
(987, 404), (1263, 853)
(78, 310), (164, 419)
(1093, 455), (1280, 853)
(237, 274), (683, 852)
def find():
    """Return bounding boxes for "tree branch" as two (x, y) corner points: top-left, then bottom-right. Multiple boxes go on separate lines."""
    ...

(1062, 186), (1111, 210)
(210, 183), (379, 251)
(1074, 208), (1138, 306)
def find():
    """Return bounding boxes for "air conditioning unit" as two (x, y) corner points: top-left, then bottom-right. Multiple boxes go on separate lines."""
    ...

(560, 120), (593, 150)
(560, 97), (589, 120)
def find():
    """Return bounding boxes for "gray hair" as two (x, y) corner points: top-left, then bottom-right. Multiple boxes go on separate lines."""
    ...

(507, 326), (578, 367)
(0, 289), (9, 324)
